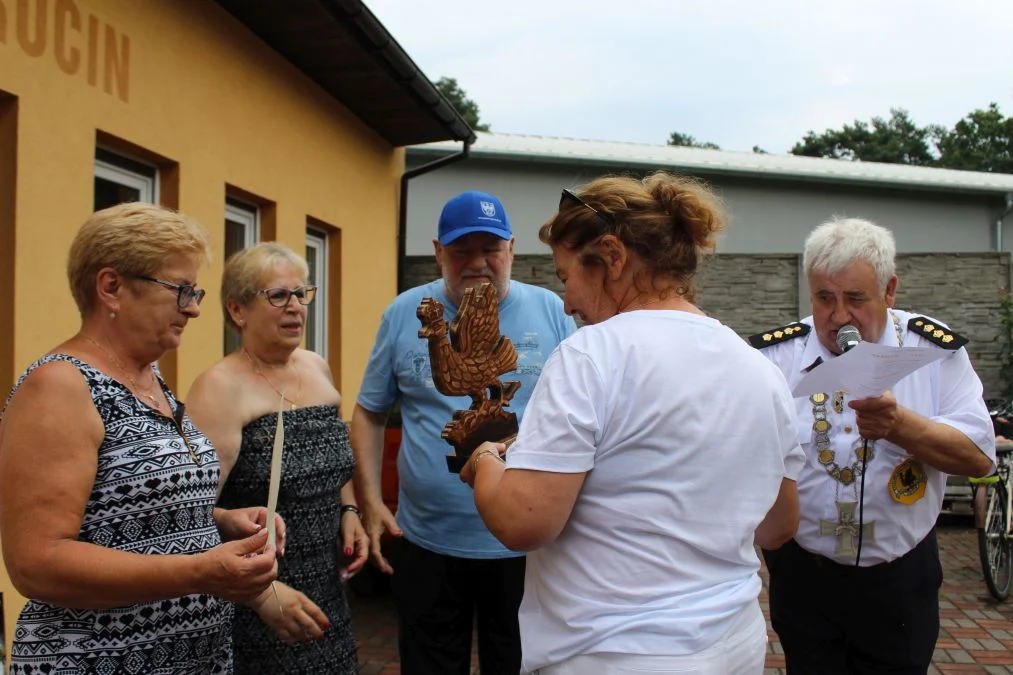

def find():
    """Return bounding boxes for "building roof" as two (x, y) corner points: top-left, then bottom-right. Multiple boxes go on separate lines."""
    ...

(214, 0), (475, 147)
(410, 132), (1013, 196)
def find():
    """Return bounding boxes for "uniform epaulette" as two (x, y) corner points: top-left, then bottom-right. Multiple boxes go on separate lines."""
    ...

(747, 322), (810, 349)
(907, 316), (968, 350)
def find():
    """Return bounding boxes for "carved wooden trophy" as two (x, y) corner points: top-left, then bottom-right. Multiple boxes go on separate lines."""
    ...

(417, 282), (520, 473)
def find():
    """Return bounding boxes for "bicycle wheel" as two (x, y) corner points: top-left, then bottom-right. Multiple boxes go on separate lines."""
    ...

(977, 480), (1012, 601)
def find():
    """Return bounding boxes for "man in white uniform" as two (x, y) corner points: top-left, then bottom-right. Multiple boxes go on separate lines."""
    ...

(751, 217), (995, 674)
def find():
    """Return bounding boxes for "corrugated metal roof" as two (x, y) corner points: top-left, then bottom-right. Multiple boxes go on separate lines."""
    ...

(410, 132), (1013, 195)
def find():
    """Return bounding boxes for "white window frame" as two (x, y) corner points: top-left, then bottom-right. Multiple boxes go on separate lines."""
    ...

(225, 199), (260, 250)
(305, 228), (328, 357)
(94, 153), (158, 205)
(223, 199), (260, 356)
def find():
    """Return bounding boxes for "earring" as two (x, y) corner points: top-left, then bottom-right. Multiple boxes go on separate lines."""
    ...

(110, 312), (117, 319)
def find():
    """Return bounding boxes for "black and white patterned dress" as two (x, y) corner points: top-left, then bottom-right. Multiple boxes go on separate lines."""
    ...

(217, 405), (357, 674)
(5, 354), (232, 675)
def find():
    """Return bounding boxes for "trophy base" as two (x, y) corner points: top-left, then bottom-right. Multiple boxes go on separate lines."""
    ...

(446, 455), (468, 473)
(444, 415), (518, 474)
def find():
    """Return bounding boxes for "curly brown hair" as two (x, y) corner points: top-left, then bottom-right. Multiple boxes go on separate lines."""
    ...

(538, 172), (727, 302)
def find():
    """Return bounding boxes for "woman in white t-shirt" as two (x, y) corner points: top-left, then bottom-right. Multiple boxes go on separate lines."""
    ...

(461, 171), (805, 675)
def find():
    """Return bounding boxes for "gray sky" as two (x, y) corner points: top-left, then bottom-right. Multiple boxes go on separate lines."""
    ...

(364, 0), (1013, 154)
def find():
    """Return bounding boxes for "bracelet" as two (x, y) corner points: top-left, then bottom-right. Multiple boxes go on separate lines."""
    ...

(471, 448), (505, 475)
(340, 504), (360, 518)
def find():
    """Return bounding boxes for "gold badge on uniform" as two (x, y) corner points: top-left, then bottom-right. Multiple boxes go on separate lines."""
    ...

(832, 390), (846, 415)
(888, 457), (927, 505)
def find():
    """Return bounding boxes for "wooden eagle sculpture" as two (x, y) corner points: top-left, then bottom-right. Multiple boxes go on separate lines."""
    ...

(417, 282), (521, 472)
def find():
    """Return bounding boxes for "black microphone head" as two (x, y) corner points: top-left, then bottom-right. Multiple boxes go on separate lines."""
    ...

(837, 325), (862, 352)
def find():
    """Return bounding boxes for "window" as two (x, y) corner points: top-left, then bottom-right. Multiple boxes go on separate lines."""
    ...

(305, 228), (328, 356)
(223, 199), (259, 355)
(94, 148), (157, 209)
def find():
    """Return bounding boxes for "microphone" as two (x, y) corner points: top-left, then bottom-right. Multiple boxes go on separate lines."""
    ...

(835, 322), (868, 565)
(837, 325), (862, 353)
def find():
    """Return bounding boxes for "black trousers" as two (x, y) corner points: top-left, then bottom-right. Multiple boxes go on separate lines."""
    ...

(390, 536), (525, 675)
(763, 530), (942, 675)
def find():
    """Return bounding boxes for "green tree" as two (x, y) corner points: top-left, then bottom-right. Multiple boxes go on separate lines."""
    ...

(935, 103), (1013, 174)
(790, 108), (939, 165)
(434, 76), (489, 132)
(667, 132), (720, 149)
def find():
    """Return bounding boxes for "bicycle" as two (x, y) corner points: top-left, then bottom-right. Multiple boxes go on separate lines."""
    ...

(969, 443), (1013, 601)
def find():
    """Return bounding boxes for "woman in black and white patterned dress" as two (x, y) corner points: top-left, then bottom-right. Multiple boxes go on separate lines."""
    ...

(0, 203), (282, 674)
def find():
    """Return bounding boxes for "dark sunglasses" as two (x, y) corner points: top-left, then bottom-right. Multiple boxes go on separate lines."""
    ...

(559, 188), (616, 227)
(257, 286), (317, 307)
(133, 275), (205, 308)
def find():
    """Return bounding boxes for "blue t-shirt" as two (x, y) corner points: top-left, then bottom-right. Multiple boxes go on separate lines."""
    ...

(357, 279), (576, 558)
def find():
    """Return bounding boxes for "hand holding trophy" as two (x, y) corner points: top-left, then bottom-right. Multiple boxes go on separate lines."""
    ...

(416, 282), (521, 473)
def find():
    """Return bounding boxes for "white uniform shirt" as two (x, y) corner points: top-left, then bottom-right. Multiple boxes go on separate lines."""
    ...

(757, 308), (995, 566)
(506, 311), (805, 673)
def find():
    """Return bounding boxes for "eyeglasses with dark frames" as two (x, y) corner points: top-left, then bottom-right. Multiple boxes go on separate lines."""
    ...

(257, 286), (317, 307)
(133, 275), (205, 308)
(559, 188), (617, 227)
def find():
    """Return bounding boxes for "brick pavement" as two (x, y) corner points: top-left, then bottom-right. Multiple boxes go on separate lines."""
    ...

(349, 519), (1013, 674)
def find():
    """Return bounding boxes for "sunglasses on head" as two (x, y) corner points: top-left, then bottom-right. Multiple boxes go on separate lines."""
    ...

(559, 188), (616, 228)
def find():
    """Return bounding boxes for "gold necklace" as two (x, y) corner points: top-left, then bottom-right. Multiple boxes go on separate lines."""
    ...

(83, 335), (201, 466)
(620, 295), (667, 313)
(83, 336), (163, 409)
(242, 348), (301, 410)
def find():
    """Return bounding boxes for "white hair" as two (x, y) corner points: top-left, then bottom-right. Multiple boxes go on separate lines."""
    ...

(803, 217), (896, 293)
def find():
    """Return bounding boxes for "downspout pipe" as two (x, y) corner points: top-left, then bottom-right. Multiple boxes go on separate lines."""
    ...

(998, 192), (1013, 253)
(398, 142), (473, 293)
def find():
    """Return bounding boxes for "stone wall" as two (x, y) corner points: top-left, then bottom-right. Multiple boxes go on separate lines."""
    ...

(895, 253), (1009, 396)
(695, 255), (799, 337)
(402, 252), (1011, 396)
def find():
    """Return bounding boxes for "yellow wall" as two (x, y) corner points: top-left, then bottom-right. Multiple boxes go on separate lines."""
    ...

(0, 0), (405, 663)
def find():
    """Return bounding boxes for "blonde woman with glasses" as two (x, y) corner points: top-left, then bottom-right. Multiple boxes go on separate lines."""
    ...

(188, 241), (367, 675)
(0, 202), (280, 675)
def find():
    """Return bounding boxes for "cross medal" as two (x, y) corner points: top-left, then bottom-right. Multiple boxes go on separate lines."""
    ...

(819, 501), (875, 556)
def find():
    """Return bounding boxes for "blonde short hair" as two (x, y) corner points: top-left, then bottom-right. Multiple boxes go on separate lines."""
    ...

(67, 202), (212, 316)
(221, 242), (310, 332)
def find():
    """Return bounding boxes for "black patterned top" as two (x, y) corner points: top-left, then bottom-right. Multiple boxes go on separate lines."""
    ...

(4, 354), (232, 674)
(217, 405), (357, 674)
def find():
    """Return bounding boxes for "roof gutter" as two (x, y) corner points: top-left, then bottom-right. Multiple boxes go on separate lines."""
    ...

(398, 142), (473, 292)
(321, 0), (477, 145)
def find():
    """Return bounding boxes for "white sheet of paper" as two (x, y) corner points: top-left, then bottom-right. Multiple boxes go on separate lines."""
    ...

(791, 341), (949, 399)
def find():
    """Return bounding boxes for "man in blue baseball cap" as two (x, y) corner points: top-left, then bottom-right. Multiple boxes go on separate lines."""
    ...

(351, 190), (576, 674)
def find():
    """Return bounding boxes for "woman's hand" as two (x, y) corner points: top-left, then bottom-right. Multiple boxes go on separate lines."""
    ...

(460, 442), (507, 488)
(338, 511), (370, 582)
(249, 581), (330, 645)
(198, 528), (278, 604)
(214, 506), (286, 557)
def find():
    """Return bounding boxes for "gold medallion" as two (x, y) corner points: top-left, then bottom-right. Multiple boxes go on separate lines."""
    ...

(813, 419), (831, 433)
(811, 392), (827, 404)
(888, 457), (927, 505)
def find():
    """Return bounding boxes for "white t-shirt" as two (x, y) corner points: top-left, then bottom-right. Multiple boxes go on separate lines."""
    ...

(507, 310), (805, 673)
